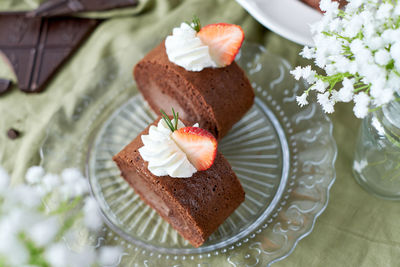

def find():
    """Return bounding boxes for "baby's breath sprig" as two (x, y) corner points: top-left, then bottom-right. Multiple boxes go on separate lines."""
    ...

(292, 0), (400, 119)
(160, 108), (179, 132)
(0, 166), (123, 267)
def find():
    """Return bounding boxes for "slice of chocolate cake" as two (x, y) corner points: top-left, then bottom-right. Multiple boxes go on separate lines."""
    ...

(134, 41), (254, 140)
(113, 117), (245, 247)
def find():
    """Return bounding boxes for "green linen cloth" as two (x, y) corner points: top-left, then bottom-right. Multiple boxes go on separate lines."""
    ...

(0, 0), (399, 266)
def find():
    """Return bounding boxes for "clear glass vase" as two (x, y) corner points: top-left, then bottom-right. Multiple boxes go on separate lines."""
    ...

(353, 94), (400, 200)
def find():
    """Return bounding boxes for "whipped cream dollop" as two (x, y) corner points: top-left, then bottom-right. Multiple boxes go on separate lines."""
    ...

(165, 23), (217, 71)
(138, 119), (198, 178)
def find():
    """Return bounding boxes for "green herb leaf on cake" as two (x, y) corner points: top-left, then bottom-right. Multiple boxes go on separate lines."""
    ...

(160, 108), (179, 132)
(186, 15), (201, 32)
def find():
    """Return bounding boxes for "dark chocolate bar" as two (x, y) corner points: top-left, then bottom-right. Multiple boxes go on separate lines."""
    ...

(28, 0), (138, 17)
(0, 13), (99, 93)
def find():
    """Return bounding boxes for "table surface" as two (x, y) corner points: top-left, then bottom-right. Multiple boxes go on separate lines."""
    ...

(0, 0), (399, 266)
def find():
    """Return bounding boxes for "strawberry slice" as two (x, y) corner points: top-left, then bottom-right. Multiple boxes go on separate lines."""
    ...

(171, 127), (217, 171)
(197, 23), (244, 67)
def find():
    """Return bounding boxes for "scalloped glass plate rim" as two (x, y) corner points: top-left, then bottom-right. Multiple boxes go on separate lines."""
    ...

(39, 42), (337, 266)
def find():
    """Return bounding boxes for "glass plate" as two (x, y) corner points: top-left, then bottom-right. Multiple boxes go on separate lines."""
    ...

(40, 43), (337, 266)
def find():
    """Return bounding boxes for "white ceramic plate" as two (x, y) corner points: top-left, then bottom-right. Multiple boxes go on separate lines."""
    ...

(236, 0), (322, 46)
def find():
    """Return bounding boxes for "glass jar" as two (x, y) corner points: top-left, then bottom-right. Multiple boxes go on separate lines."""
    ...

(353, 94), (400, 200)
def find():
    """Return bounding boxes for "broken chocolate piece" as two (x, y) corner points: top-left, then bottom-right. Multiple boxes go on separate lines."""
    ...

(0, 79), (11, 94)
(28, 0), (138, 17)
(7, 128), (20, 139)
(0, 13), (99, 93)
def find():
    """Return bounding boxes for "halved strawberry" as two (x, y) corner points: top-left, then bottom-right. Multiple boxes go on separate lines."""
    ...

(197, 23), (244, 67)
(171, 127), (217, 171)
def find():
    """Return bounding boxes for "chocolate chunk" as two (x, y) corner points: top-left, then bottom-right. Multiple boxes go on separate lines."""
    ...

(28, 0), (138, 17)
(7, 128), (20, 139)
(0, 79), (12, 94)
(0, 13), (99, 93)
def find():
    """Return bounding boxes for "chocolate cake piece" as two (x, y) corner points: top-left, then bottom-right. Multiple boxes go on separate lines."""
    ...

(112, 117), (245, 247)
(133, 41), (254, 140)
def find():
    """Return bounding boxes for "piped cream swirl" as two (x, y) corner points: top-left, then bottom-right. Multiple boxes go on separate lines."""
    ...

(165, 23), (217, 71)
(138, 119), (197, 178)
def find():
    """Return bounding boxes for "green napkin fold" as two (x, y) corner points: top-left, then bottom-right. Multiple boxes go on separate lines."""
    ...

(1, 0), (399, 266)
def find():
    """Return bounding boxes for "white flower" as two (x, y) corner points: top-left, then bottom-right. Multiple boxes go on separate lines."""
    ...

(60, 168), (88, 199)
(333, 56), (351, 73)
(382, 29), (400, 45)
(26, 166), (45, 184)
(45, 243), (70, 267)
(395, 4), (400, 16)
(323, 102), (334, 113)
(6, 185), (41, 209)
(290, 66), (316, 83)
(0, 233), (29, 266)
(337, 78), (354, 102)
(296, 93), (309, 107)
(295, 0), (399, 118)
(70, 246), (96, 267)
(314, 79), (328, 93)
(0, 166), (123, 267)
(362, 24), (378, 43)
(327, 37), (343, 56)
(28, 216), (60, 247)
(301, 65), (317, 83)
(369, 77), (386, 99)
(317, 91), (330, 106)
(99, 246), (123, 266)
(346, 0), (363, 12)
(41, 173), (61, 193)
(390, 42), (400, 70)
(351, 42), (374, 69)
(290, 66), (303, 80)
(359, 64), (386, 86)
(353, 92), (370, 118)
(374, 49), (391, 66)
(319, 0), (339, 17)
(317, 92), (334, 113)
(330, 89), (340, 102)
(61, 168), (84, 184)
(324, 63), (337, 76)
(0, 166), (10, 194)
(300, 46), (315, 59)
(310, 15), (334, 35)
(376, 3), (393, 20)
(60, 183), (86, 199)
(373, 88), (395, 106)
(349, 39), (364, 56)
(83, 197), (103, 231)
(314, 50), (327, 68)
(343, 14), (363, 38)
(329, 18), (342, 32)
(387, 72), (400, 89)
(347, 61), (358, 75)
